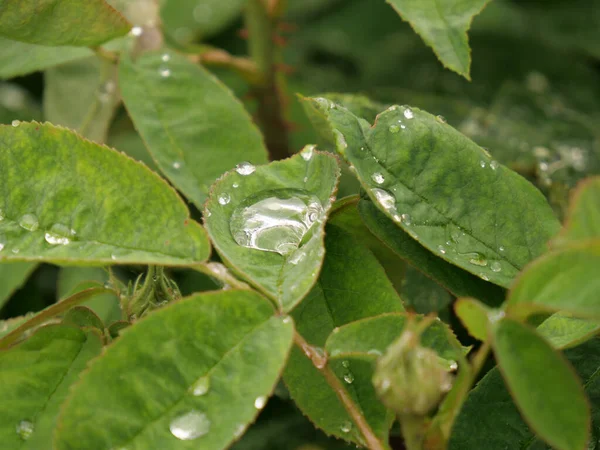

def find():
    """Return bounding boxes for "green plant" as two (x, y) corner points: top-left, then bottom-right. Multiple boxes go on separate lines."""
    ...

(0, 0), (599, 449)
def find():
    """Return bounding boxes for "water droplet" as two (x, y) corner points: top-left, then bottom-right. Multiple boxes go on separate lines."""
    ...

(111, 254), (117, 260)
(12, 248), (19, 254)
(282, 316), (292, 324)
(403, 107), (414, 119)
(401, 213), (411, 225)
(371, 172), (385, 184)
(44, 223), (72, 246)
(334, 130), (347, 149)
(449, 361), (458, 371)
(539, 162), (549, 172)
(254, 396), (267, 409)
(232, 182), (239, 189)
(388, 124), (400, 134)
(173, 161), (182, 169)
(498, 246), (505, 252)
(367, 349), (382, 356)
(191, 376), (210, 396)
(230, 189), (323, 255)
(301, 145), (315, 161)
(11, 119), (20, 127)
(479, 160), (486, 168)
(160, 68), (171, 78)
(19, 214), (39, 231)
(130, 26), (143, 37)
(488, 309), (505, 324)
(436, 115), (447, 123)
(16, 420), (34, 440)
(372, 188), (395, 210)
(341, 360), (350, 368)
(340, 421), (352, 433)
(490, 261), (502, 272)
(481, 274), (490, 281)
(343, 373), (354, 384)
(170, 410), (210, 440)
(235, 162), (256, 176)
(233, 424), (245, 439)
(490, 160), (499, 170)
(466, 253), (487, 267)
(438, 245), (446, 255)
(218, 193), (231, 206)
(162, 53), (171, 62)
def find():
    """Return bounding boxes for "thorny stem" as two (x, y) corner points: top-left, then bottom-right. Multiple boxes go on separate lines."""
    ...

(245, 0), (291, 161)
(293, 331), (386, 450)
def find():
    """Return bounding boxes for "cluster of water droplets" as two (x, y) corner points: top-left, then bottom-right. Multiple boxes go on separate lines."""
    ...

(16, 420), (34, 441)
(341, 360), (354, 384)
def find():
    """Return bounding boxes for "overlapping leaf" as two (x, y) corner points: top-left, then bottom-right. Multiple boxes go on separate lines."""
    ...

(0, 262), (36, 310)
(0, 122), (209, 265)
(119, 51), (268, 208)
(55, 290), (293, 450)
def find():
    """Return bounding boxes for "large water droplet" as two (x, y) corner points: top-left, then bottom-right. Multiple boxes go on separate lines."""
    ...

(191, 376), (210, 396)
(490, 160), (499, 170)
(343, 372), (354, 384)
(19, 214), (39, 231)
(372, 188), (395, 210)
(466, 252), (487, 267)
(16, 420), (34, 440)
(371, 172), (385, 184)
(301, 145), (315, 161)
(230, 189), (323, 255)
(170, 410), (210, 440)
(44, 223), (72, 246)
(11, 120), (20, 127)
(340, 421), (352, 433)
(490, 261), (502, 273)
(218, 193), (231, 206)
(403, 107), (414, 119)
(235, 162), (256, 176)
(254, 396), (267, 409)
(401, 213), (412, 225)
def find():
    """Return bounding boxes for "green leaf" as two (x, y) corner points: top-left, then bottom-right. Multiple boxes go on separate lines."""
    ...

(161, 0), (246, 44)
(450, 337), (600, 450)
(55, 290), (293, 450)
(506, 242), (600, 320)
(204, 149), (340, 312)
(0, 37), (92, 80)
(44, 56), (119, 143)
(454, 298), (490, 342)
(0, 122), (209, 265)
(0, 325), (102, 449)
(0, 0), (130, 47)
(0, 262), (36, 310)
(309, 98), (560, 288)
(554, 177), (600, 247)
(491, 318), (589, 450)
(106, 113), (158, 172)
(62, 306), (105, 333)
(385, 0), (489, 78)
(119, 50), (268, 208)
(359, 199), (505, 306)
(283, 225), (403, 445)
(537, 312), (600, 350)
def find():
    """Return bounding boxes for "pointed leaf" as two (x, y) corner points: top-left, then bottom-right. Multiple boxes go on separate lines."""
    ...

(204, 149), (340, 312)
(554, 177), (600, 247)
(491, 318), (589, 450)
(0, 325), (102, 449)
(55, 290), (293, 450)
(0, 0), (130, 47)
(119, 51), (268, 208)
(0, 37), (92, 80)
(386, 0), (489, 78)
(284, 225), (403, 445)
(0, 262), (36, 309)
(308, 98), (560, 288)
(359, 199), (505, 305)
(0, 122), (209, 265)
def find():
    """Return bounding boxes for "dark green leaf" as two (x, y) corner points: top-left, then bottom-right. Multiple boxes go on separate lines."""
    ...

(0, 37), (92, 79)
(0, 0), (130, 47)
(451, 337), (600, 450)
(0, 122), (209, 265)
(359, 199), (505, 306)
(55, 290), (293, 450)
(204, 149), (340, 312)
(0, 262), (36, 310)
(385, 0), (489, 78)
(62, 306), (105, 332)
(308, 98), (560, 288)
(554, 177), (600, 247)
(284, 225), (403, 445)
(119, 50), (268, 208)
(491, 318), (589, 450)
(0, 325), (102, 449)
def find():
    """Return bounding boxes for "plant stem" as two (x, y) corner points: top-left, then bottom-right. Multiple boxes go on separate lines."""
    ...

(245, 0), (290, 161)
(188, 48), (260, 84)
(400, 414), (427, 450)
(293, 331), (386, 450)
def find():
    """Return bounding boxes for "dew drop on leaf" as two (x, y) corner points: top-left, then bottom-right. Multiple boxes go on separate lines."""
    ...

(301, 145), (315, 161)
(436, 115), (447, 123)
(490, 160), (499, 170)
(401, 213), (412, 225)
(172, 161), (182, 169)
(403, 107), (414, 119)
(490, 261), (502, 273)
(343, 372), (354, 384)
(130, 26), (143, 37)
(19, 214), (39, 231)
(340, 421), (353, 433)
(16, 420), (34, 440)
(218, 193), (231, 206)
(159, 68), (171, 78)
(254, 396), (267, 409)
(479, 160), (486, 168)
(169, 410), (210, 440)
(235, 162), (256, 176)
(229, 189), (323, 255)
(11, 119), (20, 127)
(191, 376), (210, 396)
(161, 53), (171, 62)
(437, 245), (446, 255)
(388, 124), (400, 134)
(372, 188), (395, 210)
(371, 172), (385, 184)
(465, 252), (487, 267)
(44, 223), (72, 246)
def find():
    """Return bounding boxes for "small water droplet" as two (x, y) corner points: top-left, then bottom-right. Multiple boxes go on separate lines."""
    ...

(341, 360), (349, 368)
(403, 107), (414, 119)
(233, 424), (245, 439)
(539, 162), (549, 172)
(371, 172), (385, 184)
(230, 189), (323, 255)
(282, 316), (292, 324)
(44, 223), (71, 246)
(173, 161), (182, 169)
(449, 361), (458, 371)
(19, 214), (39, 231)
(16, 420), (34, 440)
(372, 188), (395, 210)
(438, 245), (446, 254)
(111, 254), (117, 260)
(235, 162), (256, 176)
(388, 124), (400, 134)
(490, 160), (499, 170)
(12, 119), (20, 127)
(334, 130), (348, 149)
(340, 421), (353, 433)
(479, 160), (486, 168)
(367, 349), (382, 356)
(499, 246), (505, 252)
(130, 26), (143, 36)
(301, 145), (315, 161)
(162, 53), (171, 62)
(232, 182), (239, 189)
(191, 376), (210, 396)
(12, 248), (19, 254)
(436, 115), (447, 123)
(480, 274), (490, 281)
(254, 396), (267, 409)
(401, 213), (411, 225)
(160, 68), (171, 78)
(170, 410), (210, 440)
(490, 261), (502, 272)
(343, 373), (354, 384)
(218, 193), (231, 206)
